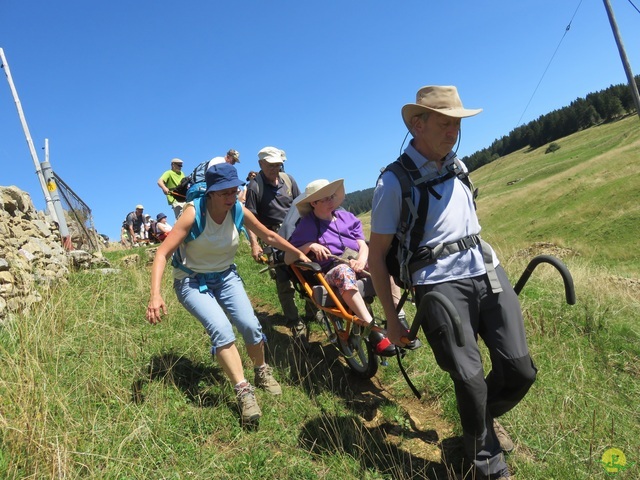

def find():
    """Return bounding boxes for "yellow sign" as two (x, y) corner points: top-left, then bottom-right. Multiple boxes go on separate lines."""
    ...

(601, 448), (629, 474)
(46, 179), (57, 192)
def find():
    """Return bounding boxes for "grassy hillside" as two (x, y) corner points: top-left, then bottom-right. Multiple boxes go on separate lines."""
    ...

(0, 118), (639, 479)
(472, 115), (640, 276)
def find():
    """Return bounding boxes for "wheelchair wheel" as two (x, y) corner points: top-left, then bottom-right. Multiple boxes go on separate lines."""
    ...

(330, 315), (378, 379)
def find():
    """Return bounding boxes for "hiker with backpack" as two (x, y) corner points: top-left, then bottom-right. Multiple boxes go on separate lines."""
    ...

(368, 85), (537, 480)
(165, 150), (241, 215)
(207, 148), (241, 169)
(146, 163), (310, 425)
(120, 205), (146, 247)
(244, 146), (312, 344)
(157, 158), (186, 219)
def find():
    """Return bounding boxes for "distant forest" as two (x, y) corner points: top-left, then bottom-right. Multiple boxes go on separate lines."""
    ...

(342, 77), (640, 216)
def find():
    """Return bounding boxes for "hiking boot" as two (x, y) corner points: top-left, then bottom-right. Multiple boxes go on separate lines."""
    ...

(368, 328), (396, 357)
(254, 364), (282, 395)
(494, 419), (515, 453)
(235, 381), (261, 424)
(457, 469), (513, 480)
(289, 318), (309, 349)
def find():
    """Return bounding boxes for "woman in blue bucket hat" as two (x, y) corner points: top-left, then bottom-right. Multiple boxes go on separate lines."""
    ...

(146, 163), (310, 426)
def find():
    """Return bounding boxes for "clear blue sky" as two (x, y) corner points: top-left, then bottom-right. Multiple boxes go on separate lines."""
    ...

(2, 1), (639, 241)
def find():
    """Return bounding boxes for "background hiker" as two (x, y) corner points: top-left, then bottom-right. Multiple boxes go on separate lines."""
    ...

(286, 178), (396, 357)
(244, 146), (312, 343)
(158, 158), (186, 219)
(146, 163), (310, 425)
(368, 85), (537, 480)
(207, 148), (241, 169)
(121, 204), (145, 247)
(143, 214), (153, 241)
(238, 171), (258, 204)
(154, 212), (172, 242)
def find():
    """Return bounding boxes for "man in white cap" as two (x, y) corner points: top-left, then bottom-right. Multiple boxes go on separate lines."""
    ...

(368, 86), (536, 480)
(157, 158), (186, 219)
(244, 146), (311, 344)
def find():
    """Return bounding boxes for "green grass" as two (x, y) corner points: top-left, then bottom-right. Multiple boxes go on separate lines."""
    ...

(1, 117), (639, 478)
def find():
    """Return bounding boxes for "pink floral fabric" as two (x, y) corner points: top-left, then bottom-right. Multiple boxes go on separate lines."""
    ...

(325, 264), (358, 294)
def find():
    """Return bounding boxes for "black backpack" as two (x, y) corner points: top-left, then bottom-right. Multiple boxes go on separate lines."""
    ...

(169, 160), (210, 201)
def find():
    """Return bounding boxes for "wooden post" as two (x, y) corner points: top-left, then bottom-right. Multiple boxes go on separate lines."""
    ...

(603, 0), (640, 120)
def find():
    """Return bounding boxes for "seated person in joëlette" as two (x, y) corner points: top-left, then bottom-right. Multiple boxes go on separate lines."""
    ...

(284, 178), (395, 356)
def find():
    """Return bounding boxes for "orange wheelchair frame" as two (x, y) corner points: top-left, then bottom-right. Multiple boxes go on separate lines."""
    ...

(289, 260), (397, 378)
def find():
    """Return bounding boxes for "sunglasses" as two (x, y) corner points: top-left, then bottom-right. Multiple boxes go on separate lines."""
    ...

(316, 193), (338, 204)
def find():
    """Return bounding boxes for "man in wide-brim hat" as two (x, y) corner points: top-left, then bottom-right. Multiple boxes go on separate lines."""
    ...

(368, 85), (535, 480)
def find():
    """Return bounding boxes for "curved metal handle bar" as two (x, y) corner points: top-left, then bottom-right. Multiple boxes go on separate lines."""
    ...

(513, 254), (576, 305)
(292, 260), (322, 273)
(407, 291), (465, 347)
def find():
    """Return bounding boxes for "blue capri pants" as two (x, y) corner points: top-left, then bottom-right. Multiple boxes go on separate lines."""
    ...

(173, 265), (265, 355)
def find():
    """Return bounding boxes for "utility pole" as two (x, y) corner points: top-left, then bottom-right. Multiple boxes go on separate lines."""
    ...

(41, 139), (73, 250)
(603, 0), (640, 120)
(0, 47), (59, 221)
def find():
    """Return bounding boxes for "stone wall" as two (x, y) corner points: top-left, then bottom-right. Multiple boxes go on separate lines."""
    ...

(0, 186), (71, 320)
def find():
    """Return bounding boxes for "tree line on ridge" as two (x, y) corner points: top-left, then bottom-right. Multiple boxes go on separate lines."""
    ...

(342, 76), (639, 216)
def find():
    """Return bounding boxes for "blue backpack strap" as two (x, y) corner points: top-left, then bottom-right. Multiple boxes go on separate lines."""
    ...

(190, 194), (207, 242)
(230, 200), (249, 240)
(171, 196), (207, 290)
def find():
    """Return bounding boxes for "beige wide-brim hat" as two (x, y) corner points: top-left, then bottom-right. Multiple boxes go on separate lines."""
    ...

(294, 179), (345, 216)
(401, 85), (483, 130)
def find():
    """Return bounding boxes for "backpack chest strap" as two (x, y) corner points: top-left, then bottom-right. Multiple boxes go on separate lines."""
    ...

(408, 235), (503, 293)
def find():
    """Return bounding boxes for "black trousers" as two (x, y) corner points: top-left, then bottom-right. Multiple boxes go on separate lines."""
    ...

(415, 265), (537, 477)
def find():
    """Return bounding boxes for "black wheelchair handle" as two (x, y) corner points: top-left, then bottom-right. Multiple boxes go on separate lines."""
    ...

(408, 291), (465, 347)
(513, 254), (576, 305)
(292, 260), (322, 273)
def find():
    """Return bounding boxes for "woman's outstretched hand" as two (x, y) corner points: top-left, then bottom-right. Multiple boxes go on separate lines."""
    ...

(146, 295), (167, 325)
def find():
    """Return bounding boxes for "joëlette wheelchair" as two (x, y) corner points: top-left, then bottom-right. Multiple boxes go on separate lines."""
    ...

(288, 258), (419, 379)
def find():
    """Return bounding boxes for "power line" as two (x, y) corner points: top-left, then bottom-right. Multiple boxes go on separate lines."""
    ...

(627, 0), (640, 15)
(514, 0), (585, 128)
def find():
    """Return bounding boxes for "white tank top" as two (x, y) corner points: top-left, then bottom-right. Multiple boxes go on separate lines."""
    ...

(173, 207), (239, 279)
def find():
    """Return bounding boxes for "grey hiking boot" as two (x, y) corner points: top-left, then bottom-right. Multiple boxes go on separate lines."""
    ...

(235, 381), (261, 424)
(254, 364), (282, 395)
(494, 419), (515, 453)
(289, 318), (309, 349)
(457, 468), (513, 480)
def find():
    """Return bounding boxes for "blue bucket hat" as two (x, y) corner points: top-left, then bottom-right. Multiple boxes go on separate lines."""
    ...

(205, 163), (245, 195)
(156, 212), (167, 221)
